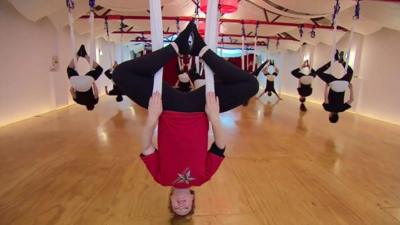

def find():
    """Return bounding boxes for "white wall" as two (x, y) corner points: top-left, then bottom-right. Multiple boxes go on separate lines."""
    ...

(0, 1), (114, 127)
(277, 28), (400, 125)
(115, 43), (131, 64)
(113, 42), (146, 64)
(356, 28), (400, 124)
(0, 0), (56, 126)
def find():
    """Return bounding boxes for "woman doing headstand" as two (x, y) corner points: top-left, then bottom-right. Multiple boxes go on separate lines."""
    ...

(113, 22), (258, 217)
(257, 61), (282, 100)
(291, 60), (316, 111)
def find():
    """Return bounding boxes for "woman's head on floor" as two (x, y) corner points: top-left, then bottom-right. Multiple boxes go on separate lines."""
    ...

(329, 112), (339, 123)
(86, 104), (95, 111)
(169, 188), (195, 218)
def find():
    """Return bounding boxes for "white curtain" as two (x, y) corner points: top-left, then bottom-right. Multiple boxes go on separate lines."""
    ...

(67, 10), (77, 66)
(345, 24), (355, 71)
(252, 36), (257, 72)
(149, 0), (164, 94)
(89, 10), (95, 66)
(203, 0), (219, 93)
(241, 36), (245, 70)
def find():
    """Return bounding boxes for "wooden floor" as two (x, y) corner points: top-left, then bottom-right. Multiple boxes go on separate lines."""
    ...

(1, 95), (400, 225)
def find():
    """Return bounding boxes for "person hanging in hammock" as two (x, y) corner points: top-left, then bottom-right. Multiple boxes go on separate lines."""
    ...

(257, 61), (282, 100)
(316, 50), (354, 123)
(174, 56), (194, 92)
(188, 62), (206, 90)
(67, 45), (103, 111)
(113, 21), (258, 217)
(105, 61), (124, 102)
(291, 60), (316, 111)
(241, 59), (270, 106)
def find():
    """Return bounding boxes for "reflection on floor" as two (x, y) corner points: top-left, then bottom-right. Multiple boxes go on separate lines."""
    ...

(1, 95), (400, 225)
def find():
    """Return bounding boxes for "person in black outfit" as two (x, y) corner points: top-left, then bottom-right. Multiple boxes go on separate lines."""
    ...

(113, 20), (258, 113)
(67, 45), (103, 111)
(113, 22), (258, 217)
(239, 59), (269, 106)
(105, 61), (124, 102)
(291, 60), (316, 111)
(174, 58), (194, 93)
(316, 50), (354, 123)
(257, 61), (282, 100)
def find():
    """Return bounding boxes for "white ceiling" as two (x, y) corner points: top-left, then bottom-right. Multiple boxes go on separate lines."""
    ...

(7, 0), (400, 51)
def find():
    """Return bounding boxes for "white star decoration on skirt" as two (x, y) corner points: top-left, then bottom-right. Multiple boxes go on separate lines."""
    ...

(174, 168), (195, 184)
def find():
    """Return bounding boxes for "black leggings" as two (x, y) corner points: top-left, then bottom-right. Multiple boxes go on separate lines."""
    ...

(113, 45), (258, 113)
(252, 60), (269, 76)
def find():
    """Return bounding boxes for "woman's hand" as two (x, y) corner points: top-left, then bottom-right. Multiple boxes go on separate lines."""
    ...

(205, 92), (220, 123)
(148, 92), (163, 124)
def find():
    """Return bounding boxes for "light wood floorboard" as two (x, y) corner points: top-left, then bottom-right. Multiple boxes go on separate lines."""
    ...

(1, 96), (400, 225)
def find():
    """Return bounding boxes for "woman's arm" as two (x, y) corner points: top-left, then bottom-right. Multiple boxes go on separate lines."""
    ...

(174, 80), (179, 88)
(69, 87), (76, 99)
(347, 83), (354, 105)
(203, 92), (226, 182)
(211, 118), (225, 149)
(142, 118), (158, 156)
(68, 58), (76, 69)
(140, 96), (161, 182)
(190, 80), (194, 89)
(324, 84), (329, 103)
(252, 60), (270, 77)
(142, 92), (163, 155)
(316, 62), (331, 75)
(205, 92), (225, 149)
(92, 83), (99, 98)
(342, 62), (354, 77)
(274, 66), (279, 74)
(291, 68), (302, 79)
